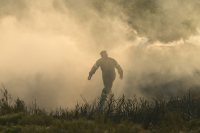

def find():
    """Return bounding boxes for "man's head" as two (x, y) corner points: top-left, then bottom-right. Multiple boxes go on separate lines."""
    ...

(100, 50), (108, 58)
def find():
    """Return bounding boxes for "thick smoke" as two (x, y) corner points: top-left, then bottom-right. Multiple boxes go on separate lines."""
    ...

(0, 0), (130, 109)
(0, 0), (200, 110)
(122, 42), (200, 101)
(106, 0), (200, 43)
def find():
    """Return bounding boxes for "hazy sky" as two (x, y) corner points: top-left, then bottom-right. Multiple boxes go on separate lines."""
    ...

(1, 0), (200, 110)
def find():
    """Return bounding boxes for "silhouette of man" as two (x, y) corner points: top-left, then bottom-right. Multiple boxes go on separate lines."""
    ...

(88, 50), (123, 109)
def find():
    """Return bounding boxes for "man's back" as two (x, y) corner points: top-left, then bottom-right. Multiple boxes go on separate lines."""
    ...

(96, 57), (118, 78)
(88, 50), (123, 80)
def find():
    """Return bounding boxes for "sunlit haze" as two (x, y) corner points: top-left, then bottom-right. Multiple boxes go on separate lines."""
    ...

(1, 0), (200, 110)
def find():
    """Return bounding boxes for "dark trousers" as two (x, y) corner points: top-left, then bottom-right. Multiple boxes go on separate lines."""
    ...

(100, 76), (115, 109)
(102, 77), (115, 94)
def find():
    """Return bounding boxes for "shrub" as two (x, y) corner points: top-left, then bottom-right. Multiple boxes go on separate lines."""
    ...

(18, 114), (54, 126)
(13, 98), (26, 113)
(0, 112), (26, 126)
(155, 109), (185, 133)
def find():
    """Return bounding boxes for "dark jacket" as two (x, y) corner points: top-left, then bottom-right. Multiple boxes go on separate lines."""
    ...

(89, 57), (123, 79)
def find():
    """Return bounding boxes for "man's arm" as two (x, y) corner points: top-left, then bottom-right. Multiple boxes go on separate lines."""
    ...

(114, 61), (123, 79)
(88, 62), (99, 80)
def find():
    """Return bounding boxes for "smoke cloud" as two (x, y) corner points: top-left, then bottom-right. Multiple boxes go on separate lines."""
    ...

(0, 0), (200, 110)
(107, 0), (200, 43)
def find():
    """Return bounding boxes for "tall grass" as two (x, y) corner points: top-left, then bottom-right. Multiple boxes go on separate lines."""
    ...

(1, 84), (200, 132)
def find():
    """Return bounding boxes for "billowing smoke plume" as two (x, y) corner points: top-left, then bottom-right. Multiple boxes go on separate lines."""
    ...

(0, 0), (200, 109)
(92, 0), (200, 43)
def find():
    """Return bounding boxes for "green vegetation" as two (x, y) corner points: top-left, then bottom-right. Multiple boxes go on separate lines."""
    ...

(1, 85), (200, 132)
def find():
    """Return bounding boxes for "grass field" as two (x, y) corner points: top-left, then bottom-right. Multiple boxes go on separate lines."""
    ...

(1, 86), (200, 133)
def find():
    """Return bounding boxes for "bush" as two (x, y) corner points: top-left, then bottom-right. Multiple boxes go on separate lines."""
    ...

(155, 109), (185, 133)
(18, 114), (54, 126)
(13, 98), (26, 113)
(0, 112), (26, 126)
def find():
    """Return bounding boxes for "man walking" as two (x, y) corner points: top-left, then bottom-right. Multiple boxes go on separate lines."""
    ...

(88, 50), (123, 109)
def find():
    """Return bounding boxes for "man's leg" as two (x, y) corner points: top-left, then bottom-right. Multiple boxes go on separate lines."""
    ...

(99, 77), (115, 109)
